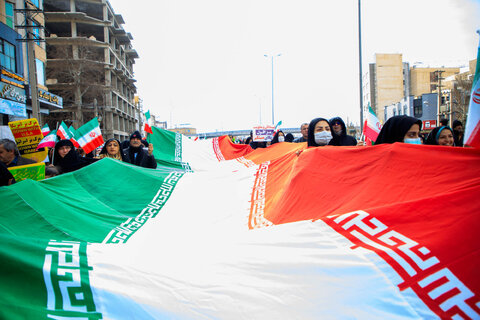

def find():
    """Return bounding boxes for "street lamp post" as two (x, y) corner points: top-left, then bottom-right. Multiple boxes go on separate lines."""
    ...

(264, 54), (281, 125)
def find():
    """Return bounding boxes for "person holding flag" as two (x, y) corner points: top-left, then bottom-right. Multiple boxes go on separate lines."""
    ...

(52, 140), (97, 174)
(123, 131), (157, 169)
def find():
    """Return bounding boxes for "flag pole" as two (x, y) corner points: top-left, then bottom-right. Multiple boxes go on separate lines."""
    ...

(358, 0), (364, 133)
(50, 122), (59, 165)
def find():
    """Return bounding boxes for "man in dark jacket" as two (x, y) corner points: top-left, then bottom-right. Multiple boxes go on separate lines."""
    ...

(452, 120), (464, 147)
(0, 161), (15, 186)
(123, 131), (157, 169)
(0, 139), (36, 168)
(328, 117), (357, 146)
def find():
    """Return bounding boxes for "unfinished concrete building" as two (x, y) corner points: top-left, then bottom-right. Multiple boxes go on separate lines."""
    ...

(43, 0), (140, 140)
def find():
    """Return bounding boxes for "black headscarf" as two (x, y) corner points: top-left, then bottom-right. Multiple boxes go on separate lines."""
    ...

(425, 126), (454, 145)
(307, 118), (333, 147)
(270, 130), (285, 145)
(285, 133), (294, 142)
(99, 138), (126, 161)
(53, 140), (97, 173)
(375, 116), (422, 145)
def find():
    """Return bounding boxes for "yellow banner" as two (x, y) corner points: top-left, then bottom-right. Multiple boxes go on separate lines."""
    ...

(8, 162), (45, 182)
(8, 118), (48, 161)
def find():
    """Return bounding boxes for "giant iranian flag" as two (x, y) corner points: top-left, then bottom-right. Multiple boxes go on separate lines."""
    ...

(1, 129), (479, 319)
(464, 30), (480, 148)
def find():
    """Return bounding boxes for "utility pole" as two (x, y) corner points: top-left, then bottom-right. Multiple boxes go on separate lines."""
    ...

(358, 0), (364, 132)
(264, 54), (281, 125)
(15, 1), (43, 122)
(436, 70), (445, 124)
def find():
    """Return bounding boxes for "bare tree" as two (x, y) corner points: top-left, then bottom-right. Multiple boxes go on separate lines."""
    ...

(46, 44), (108, 128)
(451, 74), (472, 125)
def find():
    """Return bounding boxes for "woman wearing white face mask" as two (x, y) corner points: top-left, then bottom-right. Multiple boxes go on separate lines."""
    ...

(307, 118), (334, 147)
(270, 130), (286, 145)
(375, 115), (423, 145)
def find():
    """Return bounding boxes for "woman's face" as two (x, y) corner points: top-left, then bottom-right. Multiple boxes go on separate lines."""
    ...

(279, 132), (284, 137)
(404, 124), (420, 140)
(314, 120), (330, 133)
(106, 140), (119, 155)
(437, 129), (454, 146)
(58, 145), (71, 158)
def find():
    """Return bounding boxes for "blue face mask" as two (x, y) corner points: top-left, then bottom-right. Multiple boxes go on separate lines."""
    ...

(404, 137), (422, 145)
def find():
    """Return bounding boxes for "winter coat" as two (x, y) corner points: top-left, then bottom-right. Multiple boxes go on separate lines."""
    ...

(329, 117), (357, 146)
(53, 140), (98, 173)
(123, 146), (157, 169)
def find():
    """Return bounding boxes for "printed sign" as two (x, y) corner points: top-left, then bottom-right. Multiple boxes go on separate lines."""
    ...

(0, 68), (25, 88)
(252, 125), (275, 142)
(8, 162), (45, 182)
(0, 82), (27, 103)
(423, 120), (437, 130)
(8, 118), (44, 155)
(0, 98), (26, 117)
(38, 88), (63, 108)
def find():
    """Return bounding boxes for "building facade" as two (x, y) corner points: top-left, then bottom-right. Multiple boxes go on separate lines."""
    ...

(363, 53), (468, 126)
(169, 126), (197, 136)
(384, 93), (438, 131)
(43, 0), (139, 141)
(364, 54), (410, 123)
(0, 0), (63, 127)
(410, 66), (460, 97)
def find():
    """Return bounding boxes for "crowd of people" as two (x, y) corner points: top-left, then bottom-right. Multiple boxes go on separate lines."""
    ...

(0, 130), (157, 186)
(243, 116), (465, 149)
(0, 116), (467, 187)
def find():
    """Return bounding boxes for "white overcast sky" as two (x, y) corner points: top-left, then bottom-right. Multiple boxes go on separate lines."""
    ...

(109, 0), (480, 133)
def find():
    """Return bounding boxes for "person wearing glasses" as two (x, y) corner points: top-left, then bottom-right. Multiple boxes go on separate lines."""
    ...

(328, 117), (357, 146)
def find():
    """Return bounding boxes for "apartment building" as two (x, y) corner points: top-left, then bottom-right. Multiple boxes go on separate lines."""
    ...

(43, 0), (139, 140)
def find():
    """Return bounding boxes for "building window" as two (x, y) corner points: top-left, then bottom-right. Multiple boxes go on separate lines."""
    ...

(0, 39), (16, 73)
(5, 2), (14, 28)
(30, 0), (42, 8)
(35, 59), (45, 86)
(32, 20), (41, 46)
(413, 99), (423, 118)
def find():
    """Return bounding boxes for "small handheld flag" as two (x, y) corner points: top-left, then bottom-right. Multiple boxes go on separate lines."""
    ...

(57, 121), (72, 140)
(41, 124), (50, 137)
(363, 105), (382, 146)
(36, 130), (57, 150)
(144, 110), (153, 134)
(75, 118), (104, 154)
